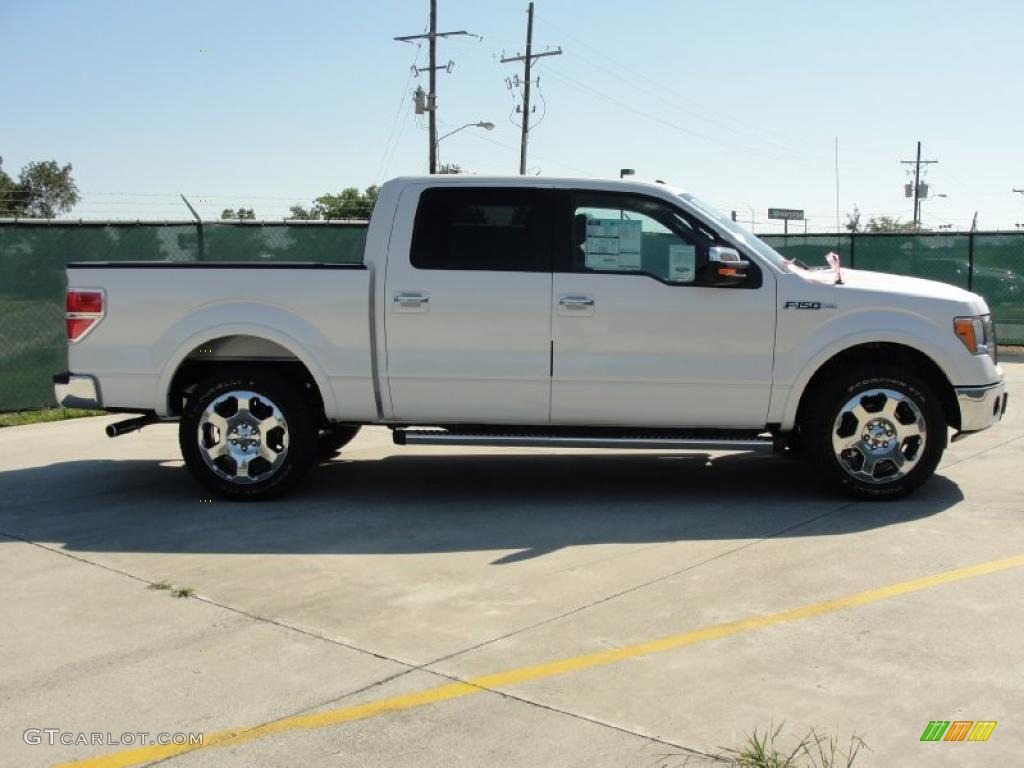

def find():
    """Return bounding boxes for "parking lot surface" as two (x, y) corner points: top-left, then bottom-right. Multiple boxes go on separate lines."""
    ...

(2, 359), (1022, 768)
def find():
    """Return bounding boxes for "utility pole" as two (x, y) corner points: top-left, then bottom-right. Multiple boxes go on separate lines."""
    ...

(428, 0), (437, 173)
(395, 3), (476, 174)
(900, 141), (938, 227)
(501, 2), (561, 174)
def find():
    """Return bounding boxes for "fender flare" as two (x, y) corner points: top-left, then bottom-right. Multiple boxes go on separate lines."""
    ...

(156, 321), (335, 418)
(777, 329), (956, 430)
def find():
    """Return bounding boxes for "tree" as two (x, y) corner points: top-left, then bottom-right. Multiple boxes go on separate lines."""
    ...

(289, 185), (378, 220)
(864, 215), (926, 233)
(313, 187), (365, 219)
(438, 163), (463, 175)
(0, 169), (20, 217)
(221, 208), (255, 220)
(844, 205), (861, 233)
(287, 204), (320, 221)
(15, 160), (80, 218)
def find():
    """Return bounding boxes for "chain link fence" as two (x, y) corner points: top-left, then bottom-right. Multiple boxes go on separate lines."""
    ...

(1, 222), (1021, 412)
(0, 221), (367, 412)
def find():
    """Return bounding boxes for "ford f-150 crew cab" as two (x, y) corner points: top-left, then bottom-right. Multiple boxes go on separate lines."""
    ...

(54, 176), (1008, 500)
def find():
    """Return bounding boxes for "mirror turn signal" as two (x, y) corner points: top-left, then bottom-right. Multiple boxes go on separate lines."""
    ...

(707, 246), (749, 287)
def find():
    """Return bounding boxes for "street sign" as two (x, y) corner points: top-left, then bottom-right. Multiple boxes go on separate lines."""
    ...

(768, 207), (804, 221)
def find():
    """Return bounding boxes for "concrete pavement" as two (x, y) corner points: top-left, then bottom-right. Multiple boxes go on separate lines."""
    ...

(2, 359), (1022, 767)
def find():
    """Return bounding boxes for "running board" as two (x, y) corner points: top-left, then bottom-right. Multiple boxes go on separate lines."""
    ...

(393, 429), (776, 451)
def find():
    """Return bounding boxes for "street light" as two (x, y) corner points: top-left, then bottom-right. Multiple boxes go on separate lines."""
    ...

(620, 168), (635, 179)
(435, 121), (495, 165)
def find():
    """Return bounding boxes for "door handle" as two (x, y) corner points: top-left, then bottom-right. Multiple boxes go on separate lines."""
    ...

(393, 291), (430, 311)
(558, 295), (595, 309)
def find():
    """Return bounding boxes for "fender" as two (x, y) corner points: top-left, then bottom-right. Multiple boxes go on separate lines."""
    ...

(154, 304), (337, 418)
(771, 308), (961, 430)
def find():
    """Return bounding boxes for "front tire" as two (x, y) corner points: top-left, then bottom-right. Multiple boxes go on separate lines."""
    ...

(803, 366), (946, 499)
(179, 371), (316, 500)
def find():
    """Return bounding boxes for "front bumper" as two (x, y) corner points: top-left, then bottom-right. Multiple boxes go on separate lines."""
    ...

(953, 380), (1007, 440)
(53, 372), (102, 409)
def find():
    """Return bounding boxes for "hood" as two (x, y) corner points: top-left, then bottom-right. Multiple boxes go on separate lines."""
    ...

(797, 267), (984, 305)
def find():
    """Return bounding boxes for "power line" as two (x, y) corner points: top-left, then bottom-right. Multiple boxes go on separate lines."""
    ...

(436, 115), (591, 176)
(500, 2), (561, 175)
(538, 17), (848, 165)
(376, 35), (425, 184)
(541, 67), (812, 165)
(447, 25), (857, 169)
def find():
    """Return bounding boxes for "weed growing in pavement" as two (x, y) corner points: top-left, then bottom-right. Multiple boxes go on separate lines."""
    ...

(660, 723), (867, 768)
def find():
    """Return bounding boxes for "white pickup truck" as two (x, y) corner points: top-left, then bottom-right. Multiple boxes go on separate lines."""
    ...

(55, 176), (1007, 500)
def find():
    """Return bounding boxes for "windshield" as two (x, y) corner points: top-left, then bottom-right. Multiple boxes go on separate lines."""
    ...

(678, 192), (790, 269)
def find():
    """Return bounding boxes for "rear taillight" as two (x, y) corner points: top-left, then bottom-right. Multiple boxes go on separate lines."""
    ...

(66, 289), (105, 342)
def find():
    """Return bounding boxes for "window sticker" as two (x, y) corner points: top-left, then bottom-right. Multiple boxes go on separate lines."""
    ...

(668, 244), (696, 283)
(584, 217), (642, 271)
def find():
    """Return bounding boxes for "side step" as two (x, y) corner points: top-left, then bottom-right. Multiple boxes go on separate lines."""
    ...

(393, 428), (776, 452)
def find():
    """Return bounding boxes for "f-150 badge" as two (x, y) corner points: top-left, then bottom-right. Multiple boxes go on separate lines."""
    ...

(783, 300), (837, 310)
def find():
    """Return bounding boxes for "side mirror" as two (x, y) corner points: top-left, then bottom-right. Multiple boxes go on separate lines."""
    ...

(706, 246), (750, 287)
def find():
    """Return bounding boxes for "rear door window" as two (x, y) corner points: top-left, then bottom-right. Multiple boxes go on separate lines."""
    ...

(411, 187), (550, 272)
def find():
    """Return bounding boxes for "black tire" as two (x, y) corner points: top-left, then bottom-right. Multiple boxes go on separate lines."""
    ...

(317, 425), (361, 458)
(803, 365), (946, 500)
(179, 371), (316, 500)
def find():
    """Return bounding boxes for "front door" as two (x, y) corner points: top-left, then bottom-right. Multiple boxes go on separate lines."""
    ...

(550, 190), (776, 428)
(384, 185), (553, 424)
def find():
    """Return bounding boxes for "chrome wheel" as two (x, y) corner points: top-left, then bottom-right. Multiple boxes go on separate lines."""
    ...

(831, 388), (926, 484)
(197, 390), (289, 484)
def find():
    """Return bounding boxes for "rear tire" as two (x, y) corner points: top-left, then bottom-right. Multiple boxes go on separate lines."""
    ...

(179, 371), (316, 500)
(803, 365), (946, 500)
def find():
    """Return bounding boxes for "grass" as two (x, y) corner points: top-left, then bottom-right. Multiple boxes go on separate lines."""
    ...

(0, 407), (106, 427)
(668, 724), (868, 768)
(148, 581), (195, 599)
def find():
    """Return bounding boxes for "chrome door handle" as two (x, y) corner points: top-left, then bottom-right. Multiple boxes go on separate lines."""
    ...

(558, 295), (595, 309)
(394, 291), (430, 311)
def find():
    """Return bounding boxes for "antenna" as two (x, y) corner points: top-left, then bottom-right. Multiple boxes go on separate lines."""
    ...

(834, 136), (840, 245)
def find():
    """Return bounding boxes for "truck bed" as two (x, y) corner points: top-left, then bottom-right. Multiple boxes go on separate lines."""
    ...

(65, 262), (377, 420)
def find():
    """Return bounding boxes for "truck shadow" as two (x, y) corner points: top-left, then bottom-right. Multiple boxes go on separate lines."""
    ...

(0, 450), (964, 562)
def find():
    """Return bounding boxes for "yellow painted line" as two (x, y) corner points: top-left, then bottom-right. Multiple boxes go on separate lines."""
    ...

(55, 553), (1024, 768)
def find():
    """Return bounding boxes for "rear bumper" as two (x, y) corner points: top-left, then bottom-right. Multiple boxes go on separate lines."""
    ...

(953, 380), (1007, 440)
(53, 372), (102, 409)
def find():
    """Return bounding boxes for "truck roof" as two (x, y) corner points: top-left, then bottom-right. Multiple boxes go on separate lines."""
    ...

(386, 175), (687, 196)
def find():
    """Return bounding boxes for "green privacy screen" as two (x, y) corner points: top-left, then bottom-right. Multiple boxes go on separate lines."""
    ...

(762, 233), (1023, 345)
(0, 222), (367, 412)
(972, 234), (1024, 347)
(0, 223), (1021, 412)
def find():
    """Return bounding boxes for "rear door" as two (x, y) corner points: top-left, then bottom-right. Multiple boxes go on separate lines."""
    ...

(550, 189), (776, 427)
(384, 184), (553, 423)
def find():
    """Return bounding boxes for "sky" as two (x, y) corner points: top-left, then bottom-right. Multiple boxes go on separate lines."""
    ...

(3, 0), (1023, 232)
